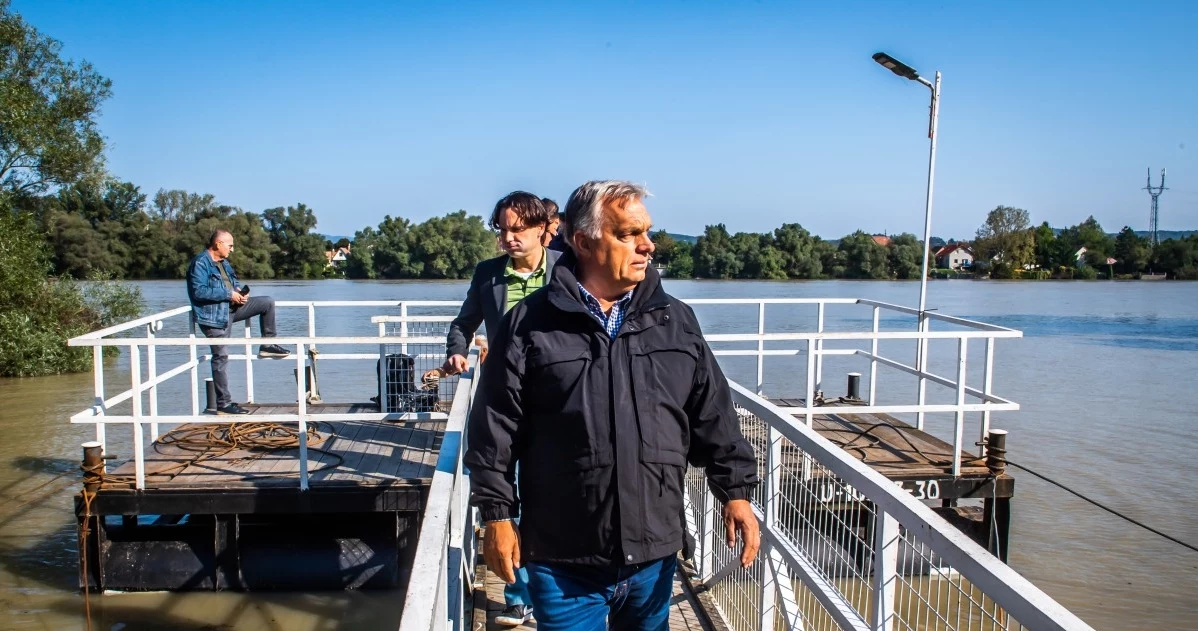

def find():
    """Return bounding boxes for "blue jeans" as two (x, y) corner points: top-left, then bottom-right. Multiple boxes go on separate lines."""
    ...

(525, 556), (676, 631)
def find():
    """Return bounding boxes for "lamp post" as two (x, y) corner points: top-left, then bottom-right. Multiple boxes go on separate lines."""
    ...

(873, 52), (940, 430)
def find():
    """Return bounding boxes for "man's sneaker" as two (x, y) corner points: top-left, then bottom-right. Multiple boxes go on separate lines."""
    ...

(494, 605), (534, 627)
(257, 344), (290, 359)
(216, 403), (250, 415)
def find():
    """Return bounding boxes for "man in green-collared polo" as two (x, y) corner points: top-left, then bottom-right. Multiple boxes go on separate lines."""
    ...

(442, 191), (560, 375)
(440, 190), (560, 626)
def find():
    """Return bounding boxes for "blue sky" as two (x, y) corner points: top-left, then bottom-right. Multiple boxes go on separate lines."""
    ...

(13, 0), (1197, 240)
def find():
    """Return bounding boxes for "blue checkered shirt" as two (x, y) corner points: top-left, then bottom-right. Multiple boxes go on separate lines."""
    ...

(577, 283), (635, 339)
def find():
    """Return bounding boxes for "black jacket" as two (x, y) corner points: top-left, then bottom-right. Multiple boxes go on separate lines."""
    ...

(465, 252), (758, 566)
(445, 249), (561, 358)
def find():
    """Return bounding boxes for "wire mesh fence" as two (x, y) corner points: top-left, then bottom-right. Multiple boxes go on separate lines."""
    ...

(682, 401), (1051, 631)
(380, 320), (458, 412)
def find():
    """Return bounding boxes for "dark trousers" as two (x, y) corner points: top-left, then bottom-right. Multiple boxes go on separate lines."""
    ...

(199, 296), (277, 408)
(525, 556), (676, 631)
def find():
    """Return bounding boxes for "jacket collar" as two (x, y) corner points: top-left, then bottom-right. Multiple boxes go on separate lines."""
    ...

(547, 249), (669, 318)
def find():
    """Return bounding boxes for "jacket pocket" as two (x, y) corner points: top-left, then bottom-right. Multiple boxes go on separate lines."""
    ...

(629, 345), (698, 458)
(641, 451), (685, 546)
(520, 456), (614, 560)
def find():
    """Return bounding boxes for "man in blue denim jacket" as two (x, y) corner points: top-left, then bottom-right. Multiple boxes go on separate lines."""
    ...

(187, 229), (290, 415)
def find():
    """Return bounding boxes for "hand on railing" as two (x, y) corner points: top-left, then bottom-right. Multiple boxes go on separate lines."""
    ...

(483, 520), (522, 584)
(724, 499), (760, 568)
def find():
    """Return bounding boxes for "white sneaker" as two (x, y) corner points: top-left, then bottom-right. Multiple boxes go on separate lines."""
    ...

(495, 605), (534, 626)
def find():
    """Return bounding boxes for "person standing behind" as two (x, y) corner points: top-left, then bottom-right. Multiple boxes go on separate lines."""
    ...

(187, 229), (290, 416)
(440, 191), (560, 626)
(441, 191), (560, 376)
(542, 197), (568, 252)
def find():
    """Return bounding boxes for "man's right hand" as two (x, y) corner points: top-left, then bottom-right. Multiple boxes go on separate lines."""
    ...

(231, 292), (247, 306)
(441, 354), (468, 375)
(483, 520), (521, 584)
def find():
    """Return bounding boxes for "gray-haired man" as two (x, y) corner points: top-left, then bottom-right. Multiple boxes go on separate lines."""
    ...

(466, 181), (759, 631)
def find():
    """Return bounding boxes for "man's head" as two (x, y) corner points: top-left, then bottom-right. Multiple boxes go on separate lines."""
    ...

(564, 181), (655, 297)
(207, 229), (234, 261)
(541, 198), (561, 245)
(489, 192), (552, 260)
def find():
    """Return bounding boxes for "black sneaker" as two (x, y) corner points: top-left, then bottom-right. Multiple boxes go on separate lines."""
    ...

(495, 605), (534, 626)
(257, 344), (290, 359)
(216, 403), (250, 415)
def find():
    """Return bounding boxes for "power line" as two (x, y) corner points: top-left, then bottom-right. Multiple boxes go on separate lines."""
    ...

(1006, 459), (1198, 554)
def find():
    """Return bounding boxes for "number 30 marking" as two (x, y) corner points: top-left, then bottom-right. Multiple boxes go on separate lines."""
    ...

(907, 480), (941, 500)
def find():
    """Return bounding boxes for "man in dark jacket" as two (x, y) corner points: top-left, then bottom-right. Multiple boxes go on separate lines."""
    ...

(466, 181), (759, 631)
(441, 192), (560, 376)
(187, 229), (289, 415)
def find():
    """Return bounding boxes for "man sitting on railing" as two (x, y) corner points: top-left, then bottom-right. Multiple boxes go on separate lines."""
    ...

(467, 181), (760, 631)
(187, 229), (290, 416)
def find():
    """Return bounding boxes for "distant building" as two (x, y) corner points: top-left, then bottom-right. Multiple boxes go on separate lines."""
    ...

(871, 235), (891, 247)
(325, 245), (351, 268)
(934, 244), (973, 270)
(1073, 247), (1087, 265)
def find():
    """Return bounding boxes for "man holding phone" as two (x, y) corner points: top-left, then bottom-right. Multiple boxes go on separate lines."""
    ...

(187, 229), (290, 416)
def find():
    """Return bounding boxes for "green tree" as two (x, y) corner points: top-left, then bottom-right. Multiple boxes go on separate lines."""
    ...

(405, 211), (494, 279)
(693, 224), (741, 278)
(815, 239), (843, 278)
(0, 205), (142, 376)
(1113, 226), (1150, 275)
(0, 0), (112, 195)
(372, 215), (413, 279)
(345, 226), (378, 279)
(667, 245), (694, 278)
(837, 231), (889, 279)
(773, 223), (823, 279)
(263, 203), (327, 278)
(1153, 236), (1198, 279)
(650, 230), (677, 269)
(1032, 222), (1058, 270)
(887, 233), (924, 280)
(973, 206), (1034, 278)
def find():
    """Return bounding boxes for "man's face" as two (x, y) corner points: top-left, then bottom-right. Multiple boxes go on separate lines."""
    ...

(577, 198), (655, 292)
(495, 208), (545, 259)
(213, 235), (234, 260)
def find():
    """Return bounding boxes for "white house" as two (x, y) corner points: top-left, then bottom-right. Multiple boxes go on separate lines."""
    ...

(934, 244), (973, 270)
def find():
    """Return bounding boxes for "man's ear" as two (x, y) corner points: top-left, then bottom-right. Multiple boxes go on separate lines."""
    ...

(571, 232), (591, 256)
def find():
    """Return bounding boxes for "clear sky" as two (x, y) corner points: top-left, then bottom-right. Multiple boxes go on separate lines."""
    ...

(13, 0), (1197, 240)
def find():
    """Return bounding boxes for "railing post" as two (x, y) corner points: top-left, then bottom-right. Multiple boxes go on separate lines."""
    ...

(757, 302), (766, 396)
(916, 314), (929, 430)
(244, 320), (255, 404)
(146, 323), (159, 441)
(189, 318), (199, 417)
(401, 302), (409, 356)
(698, 487), (715, 580)
(815, 302), (825, 396)
(130, 345), (145, 490)
(870, 510), (900, 631)
(804, 337), (816, 428)
(952, 337), (968, 477)
(92, 348), (106, 459)
(378, 321), (388, 413)
(758, 426), (782, 631)
(980, 337), (995, 448)
(296, 342), (309, 491)
(869, 306), (880, 406)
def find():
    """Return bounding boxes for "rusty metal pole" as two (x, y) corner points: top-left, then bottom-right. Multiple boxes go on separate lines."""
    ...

(986, 429), (1007, 476)
(82, 441), (103, 494)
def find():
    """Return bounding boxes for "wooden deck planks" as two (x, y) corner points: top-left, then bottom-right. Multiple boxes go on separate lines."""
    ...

(102, 403), (447, 490)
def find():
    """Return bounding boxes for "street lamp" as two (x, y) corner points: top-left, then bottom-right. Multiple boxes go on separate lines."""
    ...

(872, 51), (940, 319)
(873, 51), (940, 431)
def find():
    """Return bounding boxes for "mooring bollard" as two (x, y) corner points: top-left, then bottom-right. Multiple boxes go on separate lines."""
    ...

(986, 429), (1008, 476)
(205, 378), (216, 413)
(846, 372), (861, 400)
(81, 441), (103, 494)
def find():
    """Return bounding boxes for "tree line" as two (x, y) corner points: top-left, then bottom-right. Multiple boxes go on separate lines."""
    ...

(971, 206), (1197, 280)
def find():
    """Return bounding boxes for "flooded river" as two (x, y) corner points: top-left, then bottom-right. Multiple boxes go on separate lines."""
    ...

(0, 279), (1195, 630)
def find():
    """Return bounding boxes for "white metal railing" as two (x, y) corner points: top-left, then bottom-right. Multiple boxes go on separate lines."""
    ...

(64, 297), (1021, 490)
(683, 382), (1094, 631)
(398, 349), (481, 631)
(66, 300), (465, 490)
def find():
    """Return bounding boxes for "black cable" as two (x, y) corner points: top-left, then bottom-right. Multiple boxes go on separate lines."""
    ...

(1006, 459), (1198, 554)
